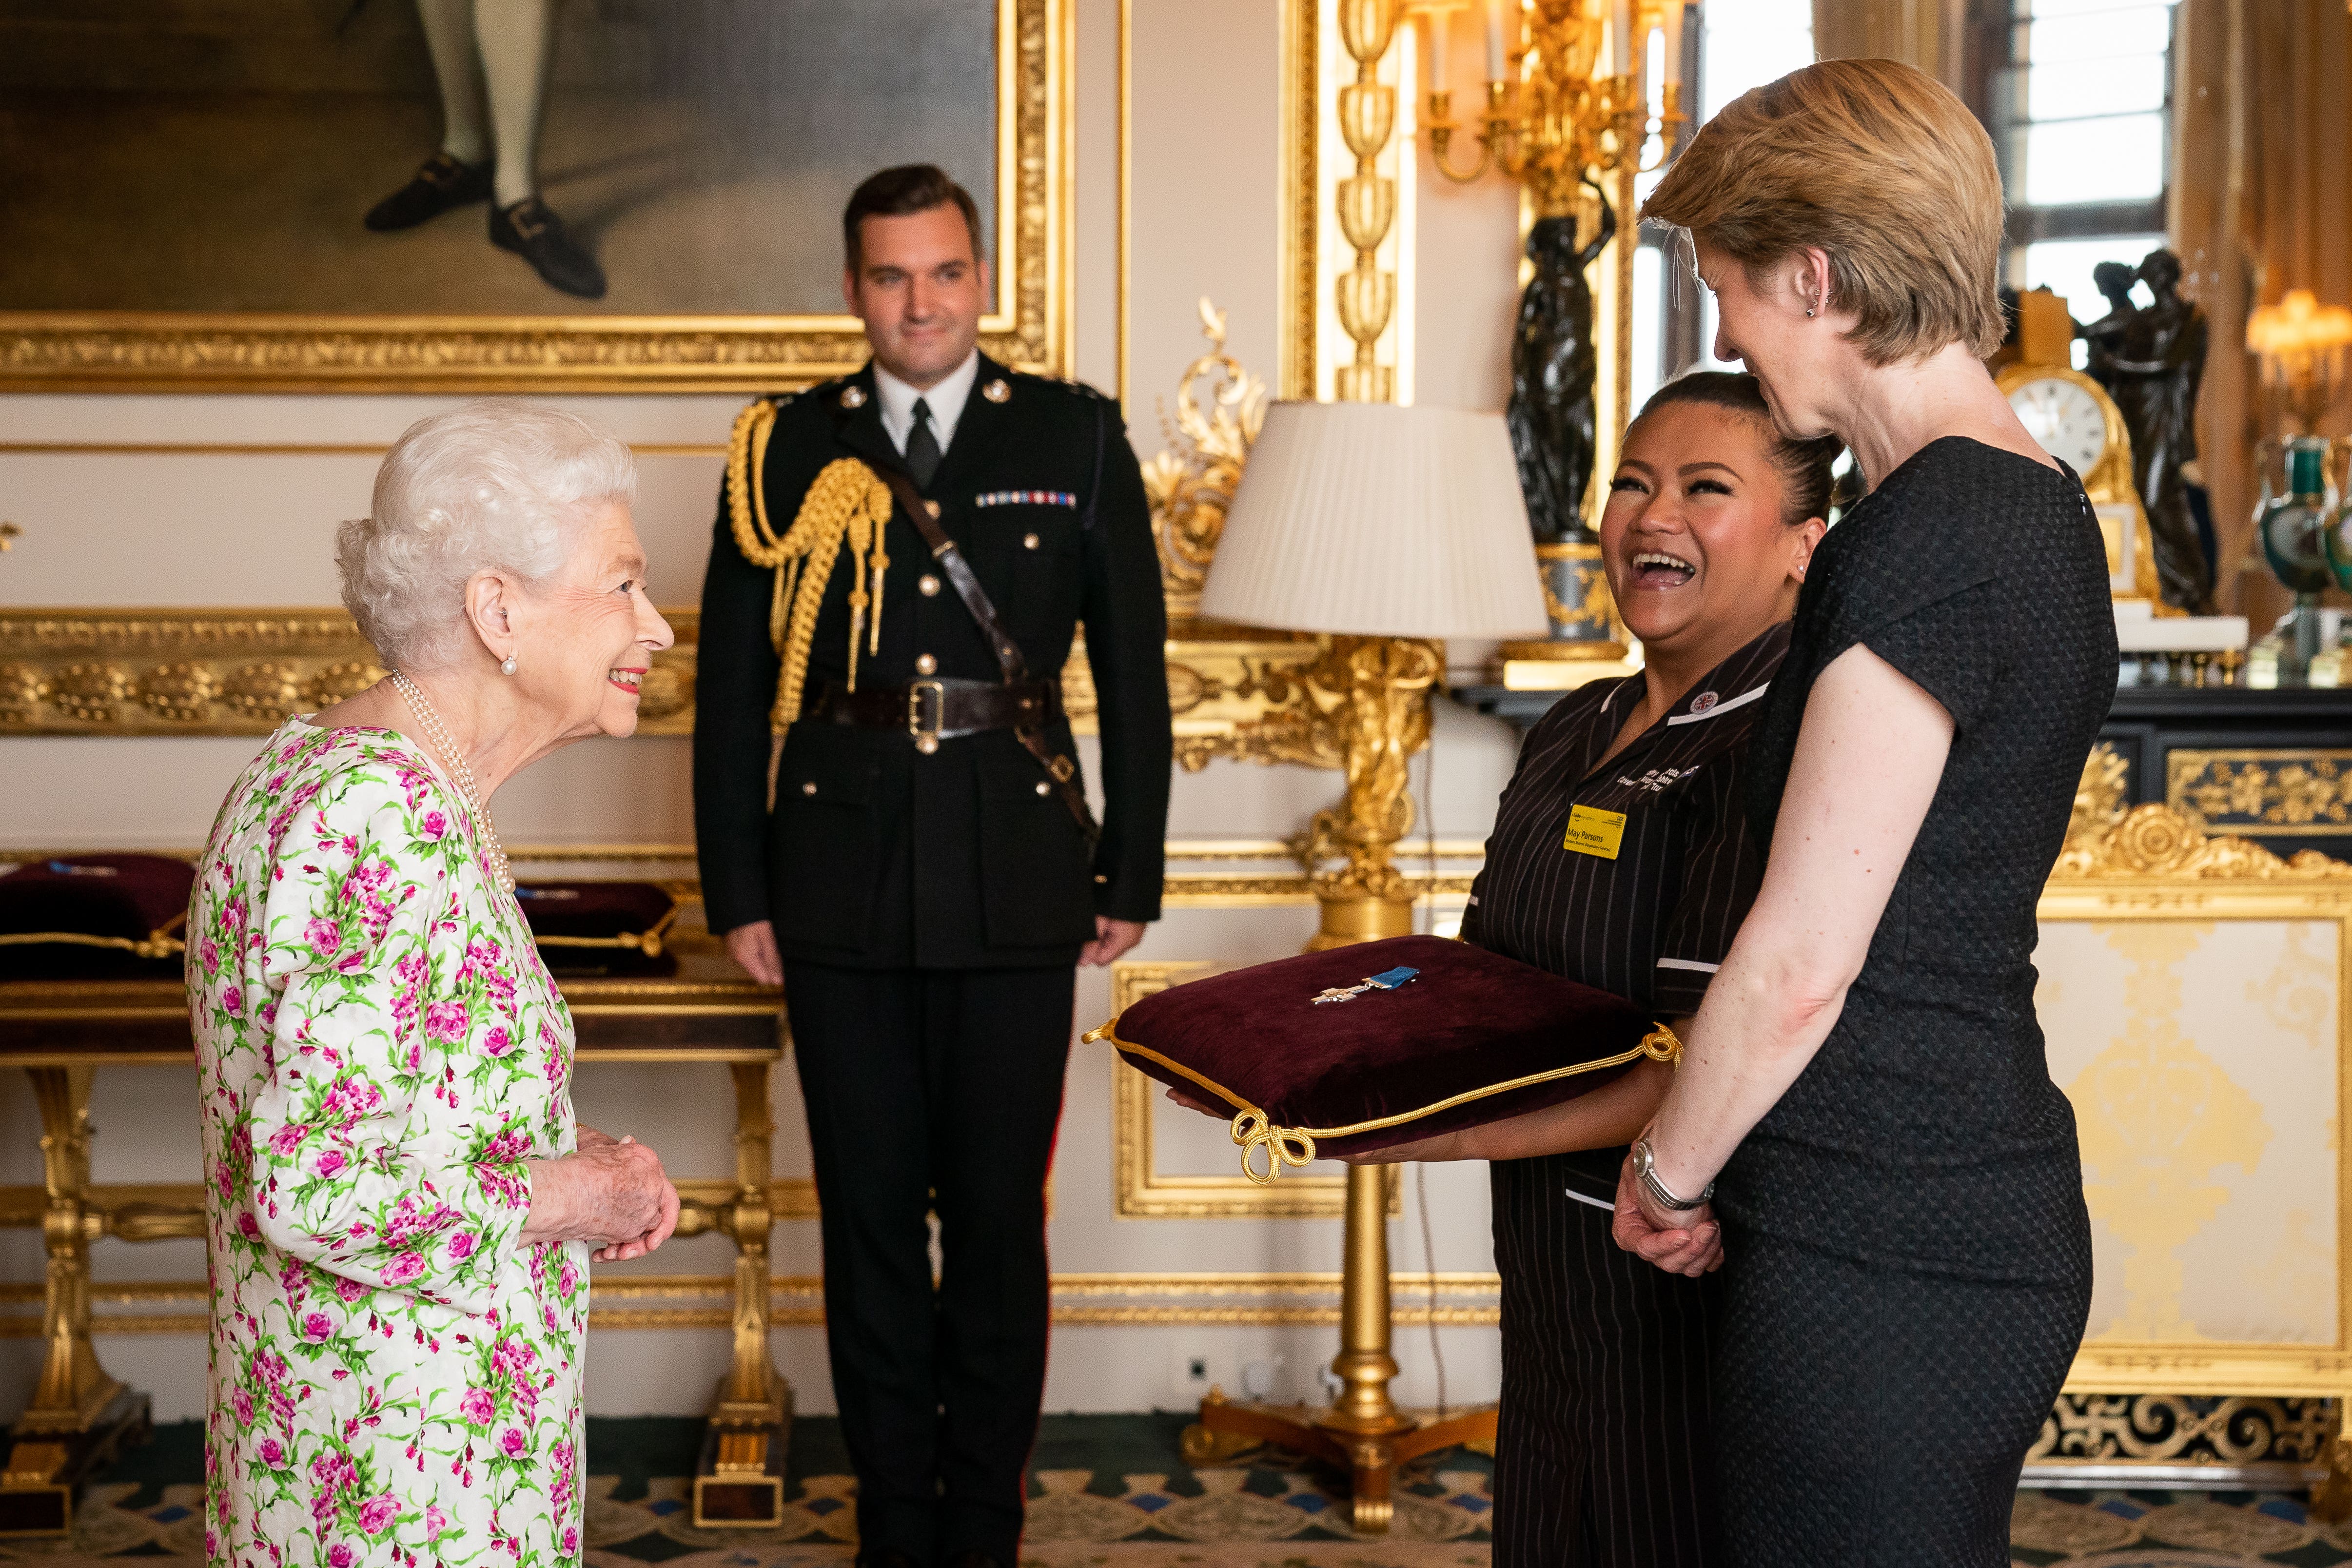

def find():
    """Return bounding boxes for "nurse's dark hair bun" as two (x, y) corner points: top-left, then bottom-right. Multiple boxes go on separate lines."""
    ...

(1631, 370), (1842, 527)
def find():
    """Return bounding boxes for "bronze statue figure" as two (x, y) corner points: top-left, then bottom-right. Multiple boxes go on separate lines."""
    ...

(1508, 184), (1615, 543)
(2081, 246), (2212, 612)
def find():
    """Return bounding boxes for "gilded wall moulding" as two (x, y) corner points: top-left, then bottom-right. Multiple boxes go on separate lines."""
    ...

(0, 609), (701, 737)
(0, 1271), (1503, 1334)
(0, 0), (1066, 393)
(1139, 300), (1267, 623)
(1102, 960), (1410, 1219)
(0, 607), (1336, 763)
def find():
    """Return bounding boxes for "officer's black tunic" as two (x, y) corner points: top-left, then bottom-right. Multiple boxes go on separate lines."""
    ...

(1462, 622), (1786, 1568)
(693, 354), (1172, 1564)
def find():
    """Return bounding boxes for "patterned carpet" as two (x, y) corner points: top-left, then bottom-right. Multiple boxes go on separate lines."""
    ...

(6, 1416), (2351, 1567)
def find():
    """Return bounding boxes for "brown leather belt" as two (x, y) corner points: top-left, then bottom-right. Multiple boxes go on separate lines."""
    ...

(809, 678), (1063, 747)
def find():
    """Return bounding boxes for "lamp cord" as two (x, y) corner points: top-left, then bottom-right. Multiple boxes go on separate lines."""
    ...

(1416, 719), (1448, 1416)
(1420, 734), (1439, 935)
(1416, 1161), (1449, 1420)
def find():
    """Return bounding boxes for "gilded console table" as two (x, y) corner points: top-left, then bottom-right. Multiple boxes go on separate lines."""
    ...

(0, 957), (792, 1536)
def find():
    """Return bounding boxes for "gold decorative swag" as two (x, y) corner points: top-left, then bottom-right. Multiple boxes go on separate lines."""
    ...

(725, 399), (896, 727)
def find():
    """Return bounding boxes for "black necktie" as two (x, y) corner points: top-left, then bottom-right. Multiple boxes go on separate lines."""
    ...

(904, 396), (942, 489)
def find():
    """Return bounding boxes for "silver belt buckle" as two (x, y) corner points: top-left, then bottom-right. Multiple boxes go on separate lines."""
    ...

(908, 679), (945, 755)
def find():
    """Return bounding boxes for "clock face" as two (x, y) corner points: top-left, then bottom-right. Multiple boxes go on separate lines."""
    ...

(2009, 376), (2109, 472)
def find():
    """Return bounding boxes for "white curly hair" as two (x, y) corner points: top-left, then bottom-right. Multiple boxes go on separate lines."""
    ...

(336, 400), (639, 673)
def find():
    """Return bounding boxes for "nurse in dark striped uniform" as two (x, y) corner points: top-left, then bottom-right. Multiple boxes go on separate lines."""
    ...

(1371, 372), (1836, 1567)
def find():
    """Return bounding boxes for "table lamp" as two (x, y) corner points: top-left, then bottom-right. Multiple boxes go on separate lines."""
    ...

(1186, 400), (1545, 1530)
(2247, 289), (2352, 435)
(1200, 400), (1548, 950)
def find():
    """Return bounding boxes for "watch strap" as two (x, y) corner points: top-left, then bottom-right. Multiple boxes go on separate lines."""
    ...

(1635, 1137), (1714, 1211)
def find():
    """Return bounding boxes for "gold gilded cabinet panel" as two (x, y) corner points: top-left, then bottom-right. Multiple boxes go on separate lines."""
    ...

(2171, 750), (2352, 839)
(2040, 793), (2352, 1415)
(0, 0), (1066, 393)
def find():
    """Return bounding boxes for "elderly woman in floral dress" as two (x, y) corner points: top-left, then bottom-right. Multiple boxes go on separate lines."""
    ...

(189, 400), (682, 1568)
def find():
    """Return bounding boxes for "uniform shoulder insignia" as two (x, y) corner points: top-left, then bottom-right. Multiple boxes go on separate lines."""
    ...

(1012, 370), (1108, 403)
(838, 383), (867, 409)
(981, 377), (1010, 403)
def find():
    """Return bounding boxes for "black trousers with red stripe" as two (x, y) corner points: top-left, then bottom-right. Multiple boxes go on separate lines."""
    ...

(1490, 1153), (1721, 1568)
(784, 962), (1076, 1566)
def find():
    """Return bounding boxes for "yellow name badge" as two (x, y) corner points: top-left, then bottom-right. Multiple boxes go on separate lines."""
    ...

(1563, 804), (1627, 860)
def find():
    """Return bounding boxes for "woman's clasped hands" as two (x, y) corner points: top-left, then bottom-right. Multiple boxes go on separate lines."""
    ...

(523, 1125), (682, 1262)
(1611, 1134), (1725, 1279)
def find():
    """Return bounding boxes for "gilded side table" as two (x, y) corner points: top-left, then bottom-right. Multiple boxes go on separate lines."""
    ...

(0, 958), (793, 1537)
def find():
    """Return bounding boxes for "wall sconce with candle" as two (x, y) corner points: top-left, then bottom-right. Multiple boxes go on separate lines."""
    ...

(1411, 0), (1695, 688)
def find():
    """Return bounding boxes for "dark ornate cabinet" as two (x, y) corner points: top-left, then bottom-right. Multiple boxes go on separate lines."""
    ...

(1451, 682), (2352, 864)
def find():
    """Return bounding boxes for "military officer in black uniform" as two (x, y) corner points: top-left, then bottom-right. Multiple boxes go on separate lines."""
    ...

(692, 165), (1171, 1568)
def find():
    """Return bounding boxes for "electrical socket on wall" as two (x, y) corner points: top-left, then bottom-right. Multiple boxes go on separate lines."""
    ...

(1171, 1347), (1216, 1401)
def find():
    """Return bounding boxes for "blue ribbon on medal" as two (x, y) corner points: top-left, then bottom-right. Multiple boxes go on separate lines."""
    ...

(1310, 965), (1420, 1005)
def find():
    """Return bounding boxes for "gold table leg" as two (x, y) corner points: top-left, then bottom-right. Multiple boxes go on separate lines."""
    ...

(2, 1067), (151, 1539)
(2314, 1403), (2352, 1522)
(690, 1058), (792, 1529)
(1179, 1163), (1499, 1534)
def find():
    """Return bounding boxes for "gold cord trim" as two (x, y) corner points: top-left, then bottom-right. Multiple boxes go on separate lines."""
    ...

(724, 400), (895, 726)
(0, 908), (186, 961)
(1082, 1017), (1683, 1185)
(0, 930), (185, 960)
(527, 903), (683, 959)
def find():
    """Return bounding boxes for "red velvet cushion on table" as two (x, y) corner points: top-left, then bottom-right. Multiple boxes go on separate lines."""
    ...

(0, 854), (196, 981)
(513, 881), (680, 977)
(1086, 934), (1674, 1178)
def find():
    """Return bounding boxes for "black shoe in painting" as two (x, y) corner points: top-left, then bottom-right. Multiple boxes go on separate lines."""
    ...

(364, 152), (492, 232)
(490, 197), (608, 300)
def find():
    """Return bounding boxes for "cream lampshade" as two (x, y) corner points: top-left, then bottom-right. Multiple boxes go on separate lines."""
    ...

(1199, 401), (1548, 638)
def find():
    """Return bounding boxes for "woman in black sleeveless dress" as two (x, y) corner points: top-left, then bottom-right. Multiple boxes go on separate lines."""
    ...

(1624, 61), (2117, 1567)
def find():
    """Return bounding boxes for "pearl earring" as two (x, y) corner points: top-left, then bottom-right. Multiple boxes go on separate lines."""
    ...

(501, 654), (517, 676)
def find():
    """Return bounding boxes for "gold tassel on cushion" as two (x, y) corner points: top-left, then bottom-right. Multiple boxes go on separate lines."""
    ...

(725, 399), (897, 726)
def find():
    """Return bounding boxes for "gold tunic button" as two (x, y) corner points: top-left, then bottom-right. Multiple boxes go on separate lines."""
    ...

(915, 653), (937, 675)
(1034, 781), (1051, 797)
(916, 734), (940, 755)
(801, 781), (816, 796)
(1023, 532), (1040, 550)
(919, 574), (941, 596)
(982, 378), (1010, 403)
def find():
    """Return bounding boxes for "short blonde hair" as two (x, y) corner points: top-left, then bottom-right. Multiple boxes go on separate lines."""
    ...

(336, 400), (637, 672)
(1643, 58), (2006, 363)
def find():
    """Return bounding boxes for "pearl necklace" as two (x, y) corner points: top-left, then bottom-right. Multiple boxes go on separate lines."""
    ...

(390, 670), (514, 895)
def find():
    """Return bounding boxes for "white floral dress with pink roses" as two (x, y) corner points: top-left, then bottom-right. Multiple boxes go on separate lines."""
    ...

(189, 719), (590, 1568)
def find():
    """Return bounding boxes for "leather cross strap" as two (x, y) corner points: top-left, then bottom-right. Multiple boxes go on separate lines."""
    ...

(867, 461), (1101, 853)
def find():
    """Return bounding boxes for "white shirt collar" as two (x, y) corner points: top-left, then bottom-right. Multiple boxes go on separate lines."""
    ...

(872, 351), (980, 456)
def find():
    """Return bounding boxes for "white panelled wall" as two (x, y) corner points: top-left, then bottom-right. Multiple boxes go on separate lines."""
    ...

(0, 0), (1531, 1419)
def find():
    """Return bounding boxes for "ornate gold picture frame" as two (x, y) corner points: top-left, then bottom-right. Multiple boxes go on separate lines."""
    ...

(0, 0), (1068, 393)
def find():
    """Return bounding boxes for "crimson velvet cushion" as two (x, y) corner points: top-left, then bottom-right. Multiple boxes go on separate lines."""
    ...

(513, 881), (681, 977)
(0, 854), (196, 981)
(1085, 934), (1678, 1179)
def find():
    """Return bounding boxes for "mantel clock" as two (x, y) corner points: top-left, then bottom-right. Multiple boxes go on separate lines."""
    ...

(1997, 359), (2169, 614)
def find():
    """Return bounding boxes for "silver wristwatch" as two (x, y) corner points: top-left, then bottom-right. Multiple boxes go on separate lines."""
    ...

(1632, 1137), (1714, 1211)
